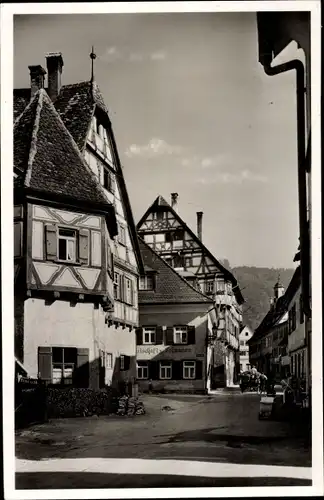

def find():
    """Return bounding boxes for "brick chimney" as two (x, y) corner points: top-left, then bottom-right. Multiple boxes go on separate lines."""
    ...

(171, 193), (179, 213)
(28, 65), (46, 98)
(46, 52), (64, 101)
(197, 211), (203, 241)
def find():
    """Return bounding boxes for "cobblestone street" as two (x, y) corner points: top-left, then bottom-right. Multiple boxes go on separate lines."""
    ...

(16, 392), (311, 489)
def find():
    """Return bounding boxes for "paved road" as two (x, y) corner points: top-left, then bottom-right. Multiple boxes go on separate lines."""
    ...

(15, 392), (311, 489)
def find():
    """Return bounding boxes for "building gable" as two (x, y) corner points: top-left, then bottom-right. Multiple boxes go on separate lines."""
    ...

(137, 195), (244, 304)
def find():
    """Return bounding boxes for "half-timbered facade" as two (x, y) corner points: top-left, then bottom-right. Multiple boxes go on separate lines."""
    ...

(137, 194), (244, 388)
(137, 239), (214, 393)
(14, 52), (143, 392)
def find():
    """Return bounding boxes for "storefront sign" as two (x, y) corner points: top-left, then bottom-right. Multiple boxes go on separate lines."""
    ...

(137, 344), (204, 360)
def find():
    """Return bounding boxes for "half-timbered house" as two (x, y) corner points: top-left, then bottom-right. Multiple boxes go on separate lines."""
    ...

(137, 194), (244, 388)
(14, 52), (143, 392)
(137, 239), (214, 394)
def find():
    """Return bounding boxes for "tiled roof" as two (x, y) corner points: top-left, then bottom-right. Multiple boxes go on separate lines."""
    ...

(138, 238), (213, 304)
(54, 81), (108, 151)
(250, 266), (301, 342)
(14, 88), (113, 209)
(13, 88), (32, 122)
(137, 195), (244, 305)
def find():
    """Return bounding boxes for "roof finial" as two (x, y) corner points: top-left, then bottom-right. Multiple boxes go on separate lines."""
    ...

(90, 46), (97, 83)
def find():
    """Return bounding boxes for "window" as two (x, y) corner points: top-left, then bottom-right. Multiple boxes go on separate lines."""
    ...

(58, 228), (77, 262)
(52, 347), (77, 385)
(245, 332), (249, 337)
(143, 327), (156, 345)
(183, 361), (195, 379)
(139, 275), (154, 290)
(165, 257), (173, 266)
(173, 326), (188, 344)
(120, 355), (125, 370)
(173, 229), (184, 241)
(160, 362), (172, 380)
(173, 254), (184, 268)
(114, 272), (121, 300)
(216, 281), (225, 293)
(125, 277), (133, 305)
(185, 256), (193, 268)
(103, 168), (114, 192)
(205, 281), (214, 294)
(156, 211), (166, 221)
(137, 362), (148, 379)
(106, 353), (113, 370)
(144, 234), (154, 244)
(240, 340), (245, 346)
(246, 364), (250, 370)
(118, 224), (126, 245)
(299, 295), (304, 324)
(291, 304), (297, 331)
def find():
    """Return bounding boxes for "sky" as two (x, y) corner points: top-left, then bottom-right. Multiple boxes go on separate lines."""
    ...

(14, 13), (301, 269)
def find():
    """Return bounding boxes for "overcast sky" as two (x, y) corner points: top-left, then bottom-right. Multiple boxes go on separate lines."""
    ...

(14, 13), (300, 268)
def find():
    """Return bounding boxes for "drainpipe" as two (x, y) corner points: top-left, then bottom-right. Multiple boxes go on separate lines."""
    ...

(261, 57), (309, 318)
(261, 56), (311, 396)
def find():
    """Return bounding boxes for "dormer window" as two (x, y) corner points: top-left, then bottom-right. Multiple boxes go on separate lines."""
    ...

(139, 275), (154, 291)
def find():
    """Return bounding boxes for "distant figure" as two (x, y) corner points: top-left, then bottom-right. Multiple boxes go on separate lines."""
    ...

(148, 379), (153, 393)
(259, 373), (268, 393)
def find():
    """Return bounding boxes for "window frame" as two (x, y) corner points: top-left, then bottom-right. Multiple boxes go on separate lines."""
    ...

(137, 361), (149, 380)
(120, 355), (125, 370)
(51, 347), (77, 385)
(173, 326), (188, 345)
(106, 352), (113, 370)
(114, 271), (121, 300)
(117, 223), (126, 246)
(159, 361), (172, 380)
(57, 227), (78, 263)
(143, 327), (156, 345)
(139, 275), (154, 291)
(183, 360), (196, 380)
(124, 277), (133, 305)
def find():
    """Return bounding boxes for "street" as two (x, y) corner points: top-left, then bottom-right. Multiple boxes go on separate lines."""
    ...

(16, 392), (312, 489)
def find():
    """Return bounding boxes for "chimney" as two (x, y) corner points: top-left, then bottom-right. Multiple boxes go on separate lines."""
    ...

(28, 65), (46, 97)
(46, 52), (64, 101)
(171, 193), (179, 212)
(197, 211), (203, 241)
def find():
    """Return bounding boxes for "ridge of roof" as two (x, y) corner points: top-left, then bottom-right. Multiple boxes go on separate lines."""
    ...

(24, 89), (44, 187)
(137, 195), (244, 304)
(138, 237), (213, 304)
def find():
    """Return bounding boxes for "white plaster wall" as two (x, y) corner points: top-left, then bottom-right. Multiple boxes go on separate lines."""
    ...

(24, 298), (136, 388)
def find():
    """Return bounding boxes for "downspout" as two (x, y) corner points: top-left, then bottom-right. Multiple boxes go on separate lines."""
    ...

(261, 57), (310, 319)
(261, 56), (311, 397)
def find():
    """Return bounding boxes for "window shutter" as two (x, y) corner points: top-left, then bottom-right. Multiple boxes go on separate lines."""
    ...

(172, 361), (182, 380)
(149, 361), (159, 380)
(45, 224), (57, 261)
(14, 221), (22, 258)
(79, 229), (89, 265)
(156, 326), (164, 345)
(38, 346), (52, 382)
(195, 360), (203, 379)
(75, 348), (89, 388)
(120, 275), (125, 302)
(187, 326), (196, 345)
(165, 327), (174, 345)
(136, 328), (143, 345)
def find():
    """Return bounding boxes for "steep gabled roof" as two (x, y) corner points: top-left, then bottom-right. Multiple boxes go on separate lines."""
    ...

(14, 88), (114, 212)
(249, 265), (301, 342)
(137, 195), (244, 304)
(139, 238), (213, 305)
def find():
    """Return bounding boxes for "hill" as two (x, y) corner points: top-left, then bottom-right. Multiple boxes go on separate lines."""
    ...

(219, 261), (295, 331)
